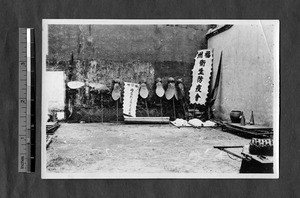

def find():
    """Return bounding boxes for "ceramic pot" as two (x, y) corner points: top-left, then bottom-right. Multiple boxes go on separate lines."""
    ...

(230, 110), (242, 123)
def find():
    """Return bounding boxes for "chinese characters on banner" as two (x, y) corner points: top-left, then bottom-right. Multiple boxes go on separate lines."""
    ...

(189, 49), (213, 105)
(123, 82), (140, 117)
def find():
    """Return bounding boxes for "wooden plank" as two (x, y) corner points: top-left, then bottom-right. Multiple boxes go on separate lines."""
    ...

(223, 123), (273, 138)
(228, 123), (272, 130)
(214, 146), (246, 160)
(46, 135), (53, 148)
(124, 116), (170, 124)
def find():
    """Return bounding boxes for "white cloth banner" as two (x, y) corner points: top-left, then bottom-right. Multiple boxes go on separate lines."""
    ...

(123, 82), (140, 117)
(189, 49), (213, 105)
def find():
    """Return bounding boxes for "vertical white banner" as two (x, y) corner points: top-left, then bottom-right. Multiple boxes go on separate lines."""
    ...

(189, 49), (213, 105)
(123, 82), (140, 117)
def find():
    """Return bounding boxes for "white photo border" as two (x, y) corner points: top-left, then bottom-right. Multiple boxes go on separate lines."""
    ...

(42, 19), (280, 179)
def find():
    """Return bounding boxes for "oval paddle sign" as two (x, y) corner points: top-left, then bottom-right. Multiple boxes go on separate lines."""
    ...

(165, 83), (175, 100)
(90, 83), (109, 91)
(67, 81), (85, 89)
(139, 83), (149, 99)
(112, 83), (121, 101)
(155, 82), (165, 98)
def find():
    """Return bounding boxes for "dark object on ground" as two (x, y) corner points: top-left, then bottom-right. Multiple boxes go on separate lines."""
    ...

(240, 112), (246, 126)
(239, 158), (273, 173)
(249, 138), (273, 156)
(46, 135), (54, 148)
(214, 145), (274, 174)
(46, 122), (61, 135)
(230, 110), (243, 123)
(249, 111), (255, 125)
(221, 122), (273, 139)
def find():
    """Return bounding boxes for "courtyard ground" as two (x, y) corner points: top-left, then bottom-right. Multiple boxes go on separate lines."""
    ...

(46, 123), (250, 174)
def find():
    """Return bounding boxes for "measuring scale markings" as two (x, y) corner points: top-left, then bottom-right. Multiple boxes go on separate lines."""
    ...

(18, 28), (35, 173)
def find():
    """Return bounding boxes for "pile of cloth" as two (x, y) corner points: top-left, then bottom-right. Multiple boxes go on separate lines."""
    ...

(170, 118), (216, 128)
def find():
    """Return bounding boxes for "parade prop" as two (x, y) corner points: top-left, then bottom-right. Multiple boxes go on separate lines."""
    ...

(90, 83), (109, 123)
(123, 80), (170, 124)
(175, 79), (187, 120)
(165, 77), (176, 100)
(112, 80), (122, 123)
(67, 81), (85, 89)
(123, 82), (140, 117)
(189, 49), (213, 105)
(139, 81), (149, 117)
(84, 80), (90, 101)
(165, 77), (177, 118)
(155, 78), (165, 117)
(111, 80), (121, 101)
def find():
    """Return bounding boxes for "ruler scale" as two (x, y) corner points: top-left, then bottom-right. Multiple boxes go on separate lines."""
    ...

(18, 28), (35, 172)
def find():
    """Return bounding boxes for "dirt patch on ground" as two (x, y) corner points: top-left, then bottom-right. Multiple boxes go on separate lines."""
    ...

(46, 123), (250, 174)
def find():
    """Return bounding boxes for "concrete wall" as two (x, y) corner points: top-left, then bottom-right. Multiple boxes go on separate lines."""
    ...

(208, 24), (276, 126)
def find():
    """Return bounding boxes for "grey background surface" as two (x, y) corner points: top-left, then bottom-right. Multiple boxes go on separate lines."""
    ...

(0, 0), (299, 197)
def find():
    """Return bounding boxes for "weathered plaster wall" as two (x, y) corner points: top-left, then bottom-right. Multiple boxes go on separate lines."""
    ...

(208, 24), (276, 126)
(45, 71), (65, 111)
(47, 25), (209, 121)
(48, 25), (209, 88)
(48, 25), (208, 63)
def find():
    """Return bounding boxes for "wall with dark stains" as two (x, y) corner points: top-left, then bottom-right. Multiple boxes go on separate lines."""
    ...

(47, 24), (209, 121)
(48, 25), (208, 63)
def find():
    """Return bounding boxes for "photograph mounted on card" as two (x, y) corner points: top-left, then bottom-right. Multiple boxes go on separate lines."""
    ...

(42, 19), (279, 179)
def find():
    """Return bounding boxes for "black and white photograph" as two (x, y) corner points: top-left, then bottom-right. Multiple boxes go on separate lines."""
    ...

(42, 20), (279, 179)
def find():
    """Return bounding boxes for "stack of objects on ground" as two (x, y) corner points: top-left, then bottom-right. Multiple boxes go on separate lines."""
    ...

(214, 110), (274, 173)
(46, 122), (60, 148)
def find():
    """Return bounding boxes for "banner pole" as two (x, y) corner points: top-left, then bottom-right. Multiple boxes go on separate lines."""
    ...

(182, 101), (187, 120)
(145, 99), (149, 117)
(116, 100), (118, 123)
(101, 93), (103, 123)
(172, 97), (176, 119)
(160, 98), (163, 117)
(193, 103), (196, 118)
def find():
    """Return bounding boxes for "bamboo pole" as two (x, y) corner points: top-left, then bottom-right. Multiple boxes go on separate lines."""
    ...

(116, 100), (118, 123)
(145, 99), (149, 117)
(193, 103), (196, 118)
(172, 97), (176, 119)
(100, 93), (103, 124)
(160, 98), (163, 117)
(182, 101), (187, 120)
